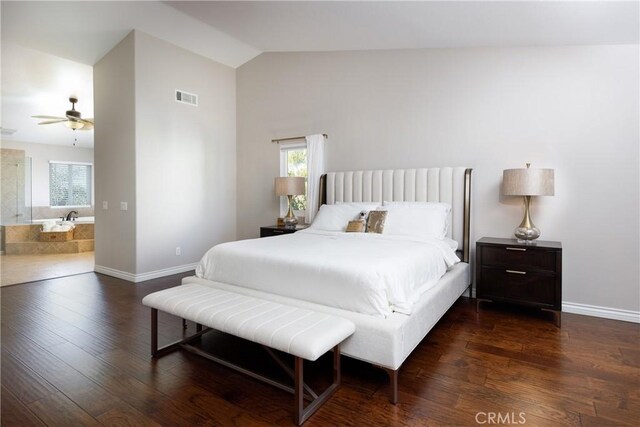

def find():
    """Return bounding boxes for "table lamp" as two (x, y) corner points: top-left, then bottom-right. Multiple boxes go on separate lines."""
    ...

(503, 163), (554, 242)
(275, 177), (306, 229)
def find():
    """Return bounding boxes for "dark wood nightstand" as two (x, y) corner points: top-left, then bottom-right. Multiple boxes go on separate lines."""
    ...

(476, 237), (562, 326)
(259, 225), (309, 238)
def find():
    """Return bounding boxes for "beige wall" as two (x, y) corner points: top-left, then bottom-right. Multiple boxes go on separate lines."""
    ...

(237, 45), (639, 313)
(93, 32), (137, 274)
(93, 31), (236, 278)
(134, 31), (236, 274)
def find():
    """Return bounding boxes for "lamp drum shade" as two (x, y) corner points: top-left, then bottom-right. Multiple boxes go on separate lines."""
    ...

(503, 168), (554, 196)
(275, 177), (305, 196)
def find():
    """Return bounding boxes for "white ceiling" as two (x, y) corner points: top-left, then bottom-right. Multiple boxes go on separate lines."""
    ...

(1, 1), (259, 68)
(1, 1), (638, 147)
(167, 1), (640, 52)
(1, 43), (95, 148)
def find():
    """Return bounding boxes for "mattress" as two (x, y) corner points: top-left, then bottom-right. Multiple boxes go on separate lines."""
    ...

(182, 262), (470, 369)
(195, 229), (459, 317)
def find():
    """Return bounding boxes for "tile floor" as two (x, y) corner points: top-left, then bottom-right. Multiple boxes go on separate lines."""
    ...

(0, 251), (94, 286)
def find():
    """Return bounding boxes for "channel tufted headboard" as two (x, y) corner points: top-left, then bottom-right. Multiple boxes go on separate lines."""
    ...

(319, 167), (472, 262)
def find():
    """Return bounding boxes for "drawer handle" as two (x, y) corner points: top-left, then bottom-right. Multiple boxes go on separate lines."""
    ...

(272, 230), (284, 234)
(506, 247), (526, 252)
(506, 270), (527, 275)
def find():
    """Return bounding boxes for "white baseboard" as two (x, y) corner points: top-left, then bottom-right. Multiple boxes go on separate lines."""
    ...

(469, 285), (638, 323)
(94, 263), (198, 283)
(562, 301), (640, 323)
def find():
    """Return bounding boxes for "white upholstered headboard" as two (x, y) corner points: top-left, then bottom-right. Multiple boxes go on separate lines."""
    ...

(320, 167), (472, 262)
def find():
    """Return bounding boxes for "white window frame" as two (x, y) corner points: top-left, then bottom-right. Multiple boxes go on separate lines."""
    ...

(49, 160), (94, 208)
(279, 142), (307, 218)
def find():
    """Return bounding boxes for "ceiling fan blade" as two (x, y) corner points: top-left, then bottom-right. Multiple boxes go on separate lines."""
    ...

(38, 119), (68, 125)
(75, 117), (93, 124)
(32, 115), (66, 119)
(78, 122), (94, 131)
(83, 118), (94, 124)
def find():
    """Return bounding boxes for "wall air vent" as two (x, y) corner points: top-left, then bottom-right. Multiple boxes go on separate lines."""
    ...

(175, 89), (198, 106)
(0, 127), (17, 136)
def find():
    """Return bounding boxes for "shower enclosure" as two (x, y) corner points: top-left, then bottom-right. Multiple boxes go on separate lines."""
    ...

(1, 149), (33, 225)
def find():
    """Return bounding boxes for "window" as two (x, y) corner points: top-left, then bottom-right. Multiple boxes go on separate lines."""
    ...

(49, 161), (92, 207)
(280, 143), (307, 216)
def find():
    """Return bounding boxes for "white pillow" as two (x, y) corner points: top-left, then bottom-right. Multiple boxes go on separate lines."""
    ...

(336, 202), (380, 221)
(309, 203), (376, 231)
(382, 202), (451, 239)
(383, 201), (452, 233)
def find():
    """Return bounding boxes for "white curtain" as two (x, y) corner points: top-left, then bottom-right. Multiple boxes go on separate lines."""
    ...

(305, 134), (326, 223)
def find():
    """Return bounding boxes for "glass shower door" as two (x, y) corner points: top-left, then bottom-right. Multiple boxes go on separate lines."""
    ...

(1, 155), (32, 224)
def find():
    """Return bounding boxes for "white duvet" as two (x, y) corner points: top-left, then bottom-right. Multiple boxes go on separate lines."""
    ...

(195, 230), (459, 318)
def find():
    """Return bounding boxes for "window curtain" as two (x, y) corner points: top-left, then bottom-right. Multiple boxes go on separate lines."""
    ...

(305, 134), (326, 223)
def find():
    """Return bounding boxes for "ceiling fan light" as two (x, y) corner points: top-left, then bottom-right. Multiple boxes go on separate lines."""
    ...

(64, 120), (85, 130)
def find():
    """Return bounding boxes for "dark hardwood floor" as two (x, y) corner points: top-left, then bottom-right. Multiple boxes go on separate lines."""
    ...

(1, 272), (638, 426)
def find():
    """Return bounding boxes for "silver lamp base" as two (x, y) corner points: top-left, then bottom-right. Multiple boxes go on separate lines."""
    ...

(283, 195), (298, 229)
(283, 215), (298, 229)
(514, 225), (540, 242)
(514, 195), (541, 243)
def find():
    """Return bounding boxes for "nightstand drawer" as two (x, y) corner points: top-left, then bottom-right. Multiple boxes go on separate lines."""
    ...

(481, 245), (557, 271)
(479, 267), (556, 307)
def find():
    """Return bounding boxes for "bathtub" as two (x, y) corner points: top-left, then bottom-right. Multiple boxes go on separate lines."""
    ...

(32, 216), (95, 224)
(4, 218), (95, 254)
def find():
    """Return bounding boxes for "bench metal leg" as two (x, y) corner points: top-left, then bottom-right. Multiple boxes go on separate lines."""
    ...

(294, 344), (341, 426)
(151, 308), (158, 356)
(150, 310), (342, 425)
(263, 346), (318, 399)
(295, 357), (304, 424)
(151, 309), (211, 358)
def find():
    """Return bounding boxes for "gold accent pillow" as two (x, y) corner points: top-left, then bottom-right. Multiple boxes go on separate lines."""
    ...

(346, 220), (366, 233)
(366, 210), (387, 234)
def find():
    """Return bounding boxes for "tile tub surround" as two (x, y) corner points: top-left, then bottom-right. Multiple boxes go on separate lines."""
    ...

(73, 223), (94, 240)
(2, 223), (94, 255)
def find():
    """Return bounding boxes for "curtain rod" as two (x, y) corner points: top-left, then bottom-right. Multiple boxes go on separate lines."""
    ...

(271, 134), (328, 143)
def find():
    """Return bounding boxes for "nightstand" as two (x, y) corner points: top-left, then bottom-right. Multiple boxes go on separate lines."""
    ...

(476, 237), (562, 326)
(260, 225), (308, 238)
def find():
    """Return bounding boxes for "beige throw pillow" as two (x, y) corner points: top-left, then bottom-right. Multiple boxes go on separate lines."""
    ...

(366, 210), (387, 234)
(346, 220), (366, 232)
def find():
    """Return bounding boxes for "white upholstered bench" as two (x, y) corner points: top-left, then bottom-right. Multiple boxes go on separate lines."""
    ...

(142, 283), (355, 425)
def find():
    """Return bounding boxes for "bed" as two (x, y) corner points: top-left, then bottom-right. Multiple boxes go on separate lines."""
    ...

(182, 167), (472, 401)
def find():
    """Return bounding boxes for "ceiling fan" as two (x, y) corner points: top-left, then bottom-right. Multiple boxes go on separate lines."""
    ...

(32, 96), (94, 131)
